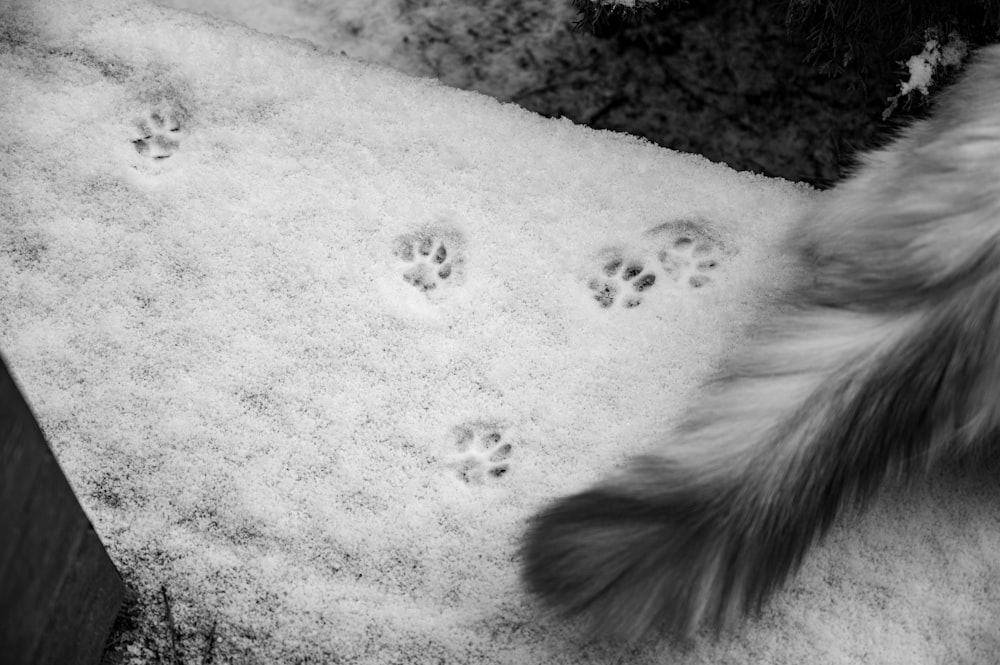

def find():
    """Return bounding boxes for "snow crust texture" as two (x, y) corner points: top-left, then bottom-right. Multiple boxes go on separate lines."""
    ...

(1, 1), (998, 663)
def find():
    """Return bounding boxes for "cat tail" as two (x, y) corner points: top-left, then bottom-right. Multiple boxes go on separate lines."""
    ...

(521, 278), (1000, 641)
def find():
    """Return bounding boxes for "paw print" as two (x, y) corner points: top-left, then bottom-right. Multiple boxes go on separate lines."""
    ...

(393, 229), (463, 293)
(446, 423), (512, 485)
(3, 232), (46, 270)
(587, 251), (657, 309)
(132, 108), (182, 159)
(647, 219), (733, 289)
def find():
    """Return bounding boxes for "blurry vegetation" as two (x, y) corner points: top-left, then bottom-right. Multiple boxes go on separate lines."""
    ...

(482, 0), (1000, 186)
(398, 0), (987, 187)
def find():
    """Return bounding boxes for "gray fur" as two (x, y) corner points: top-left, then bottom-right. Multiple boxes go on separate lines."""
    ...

(522, 45), (1000, 642)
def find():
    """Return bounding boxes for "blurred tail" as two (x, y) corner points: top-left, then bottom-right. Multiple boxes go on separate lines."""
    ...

(522, 286), (1000, 640)
(522, 45), (1000, 642)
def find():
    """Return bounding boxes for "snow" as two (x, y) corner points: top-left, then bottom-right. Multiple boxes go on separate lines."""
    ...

(2, 0), (999, 663)
(155, 0), (415, 71)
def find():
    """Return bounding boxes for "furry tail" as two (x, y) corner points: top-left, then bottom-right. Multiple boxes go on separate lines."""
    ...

(522, 284), (1000, 640)
(523, 46), (1000, 641)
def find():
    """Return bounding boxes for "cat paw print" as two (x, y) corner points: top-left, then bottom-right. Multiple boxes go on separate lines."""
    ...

(446, 423), (512, 485)
(587, 250), (657, 309)
(647, 219), (733, 289)
(132, 108), (182, 159)
(392, 229), (464, 293)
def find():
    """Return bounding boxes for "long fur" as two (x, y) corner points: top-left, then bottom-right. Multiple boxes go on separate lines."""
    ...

(521, 45), (1000, 642)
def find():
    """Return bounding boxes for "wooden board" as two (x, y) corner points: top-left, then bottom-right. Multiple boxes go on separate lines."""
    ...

(0, 355), (124, 665)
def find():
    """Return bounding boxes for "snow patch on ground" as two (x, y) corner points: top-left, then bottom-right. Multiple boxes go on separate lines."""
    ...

(2, 1), (999, 663)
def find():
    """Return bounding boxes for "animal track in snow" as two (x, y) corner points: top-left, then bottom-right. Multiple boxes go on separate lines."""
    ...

(587, 219), (734, 308)
(647, 219), (733, 289)
(587, 251), (657, 309)
(446, 422), (512, 485)
(2, 232), (47, 270)
(392, 228), (464, 293)
(132, 108), (182, 159)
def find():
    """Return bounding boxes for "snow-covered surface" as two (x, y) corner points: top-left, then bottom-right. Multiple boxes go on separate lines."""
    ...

(1, 0), (999, 662)
(153, 0), (574, 103)
(156, 0), (417, 72)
